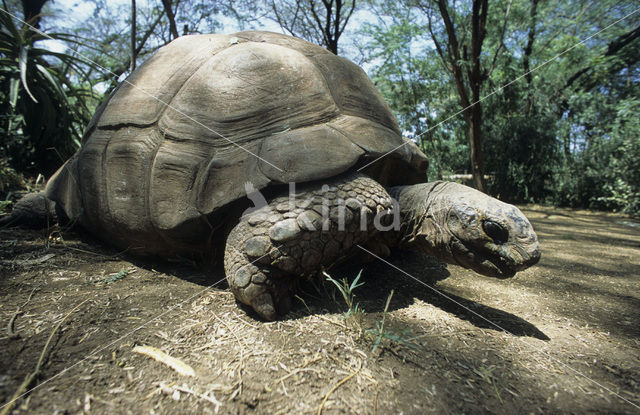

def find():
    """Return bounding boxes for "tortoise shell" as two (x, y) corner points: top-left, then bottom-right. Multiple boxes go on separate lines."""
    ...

(46, 31), (428, 254)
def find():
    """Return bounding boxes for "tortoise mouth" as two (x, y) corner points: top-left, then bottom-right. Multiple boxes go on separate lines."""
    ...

(472, 255), (517, 279)
(451, 240), (518, 279)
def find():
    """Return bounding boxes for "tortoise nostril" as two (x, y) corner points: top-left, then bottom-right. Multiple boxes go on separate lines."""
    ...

(483, 220), (509, 244)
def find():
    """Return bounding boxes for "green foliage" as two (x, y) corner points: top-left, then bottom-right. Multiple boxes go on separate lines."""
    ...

(93, 267), (132, 284)
(362, 0), (639, 213)
(0, 7), (97, 176)
(485, 113), (559, 203)
(482, 62), (561, 203)
(365, 289), (410, 352)
(66, 0), (235, 92)
(0, 156), (24, 195)
(363, 13), (469, 179)
(553, 96), (640, 214)
(324, 270), (365, 323)
(324, 270), (417, 351)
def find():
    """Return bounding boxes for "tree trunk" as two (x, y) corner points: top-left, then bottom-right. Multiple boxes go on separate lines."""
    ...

(131, 0), (137, 71)
(468, 0), (487, 192)
(21, 0), (48, 28)
(161, 0), (180, 40)
(431, 0), (487, 192)
(523, 0), (539, 84)
(468, 105), (484, 191)
(307, 0), (356, 55)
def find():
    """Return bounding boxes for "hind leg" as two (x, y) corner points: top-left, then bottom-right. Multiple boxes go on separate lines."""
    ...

(223, 173), (395, 320)
(1, 192), (58, 228)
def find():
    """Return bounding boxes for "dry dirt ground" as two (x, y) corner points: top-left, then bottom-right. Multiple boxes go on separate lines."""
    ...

(0, 206), (639, 414)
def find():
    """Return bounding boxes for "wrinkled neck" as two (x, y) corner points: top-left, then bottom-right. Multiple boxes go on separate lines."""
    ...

(385, 181), (454, 256)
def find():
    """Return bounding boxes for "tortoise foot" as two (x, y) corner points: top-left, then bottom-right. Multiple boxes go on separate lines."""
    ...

(224, 172), (394, 320)
(226, 262), (295, 321)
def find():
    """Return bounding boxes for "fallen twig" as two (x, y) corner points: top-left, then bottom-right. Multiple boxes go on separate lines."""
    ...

(6, 286), (36, 339)
(6, 311), (22, 339)
(173, 384), (222, 411)
(267, 355), (323, 390)
(93, 267), (135, 284)
(212, 313), (246, 396)
(51, 244), (129, 259)
(314, 314), (347, 329)
(1, 253), (55, 266)
(133, 345), (196, 377)
(317, 365), (361, 415)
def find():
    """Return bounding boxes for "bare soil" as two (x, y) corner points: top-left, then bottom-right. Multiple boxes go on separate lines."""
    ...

(0, 206), (639, 414)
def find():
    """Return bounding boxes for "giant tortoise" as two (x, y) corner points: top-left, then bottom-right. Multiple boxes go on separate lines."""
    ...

(4, 31), (540, 320)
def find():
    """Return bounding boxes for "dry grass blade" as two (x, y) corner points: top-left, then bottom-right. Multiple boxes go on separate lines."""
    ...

(317, 365), (361, 415)
(173, 384), (222, 411)
(211, 313), (246, 396)
(270, 355), (323, 387)
(132, 345), (196, 377)
(0, 298), (90, 415)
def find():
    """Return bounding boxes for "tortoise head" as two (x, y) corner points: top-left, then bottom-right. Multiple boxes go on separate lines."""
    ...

(393, 181), (541, 278)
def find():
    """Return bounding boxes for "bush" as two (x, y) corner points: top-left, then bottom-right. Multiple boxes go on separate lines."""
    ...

(551, 98), (640, 215)
(0, 10), (97, 177)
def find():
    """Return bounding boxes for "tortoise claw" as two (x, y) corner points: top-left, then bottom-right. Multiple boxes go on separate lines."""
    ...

(233, 275), (294, 321)
(251, 292), (277, 321)
(250, 278), (295, 320)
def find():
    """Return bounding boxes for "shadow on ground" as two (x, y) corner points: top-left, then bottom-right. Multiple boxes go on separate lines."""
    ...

(1, 205), (639, 414)
(287, 250), (550, 340)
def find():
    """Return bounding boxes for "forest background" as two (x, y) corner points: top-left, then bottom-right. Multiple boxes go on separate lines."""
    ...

(1, 0), (638, 214)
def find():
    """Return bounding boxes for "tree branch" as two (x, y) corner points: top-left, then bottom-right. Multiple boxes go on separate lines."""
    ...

(334, 0), (342, 49)
(338, 0), (356, 37)
(96, 10), (165, 85)
(161, 0), (179, 40)
(271, 0), (302, 37)
(308, 0), (330, 48)
(437, 0), (461, 64)
(522, 0), (538, 84)
(425, 4), (452, 73)
(487, 0), (512, 79)
(565, 24), (640, 89)
(130, 0), (136, 71)
(436, 0), (470, 109)
(324, 0), (334, 51)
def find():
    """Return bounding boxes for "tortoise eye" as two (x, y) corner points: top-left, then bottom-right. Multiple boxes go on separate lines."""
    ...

(483, 220), (509, 244)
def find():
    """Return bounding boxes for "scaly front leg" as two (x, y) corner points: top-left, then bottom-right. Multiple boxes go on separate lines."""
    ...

(224, 173), (394, 320)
